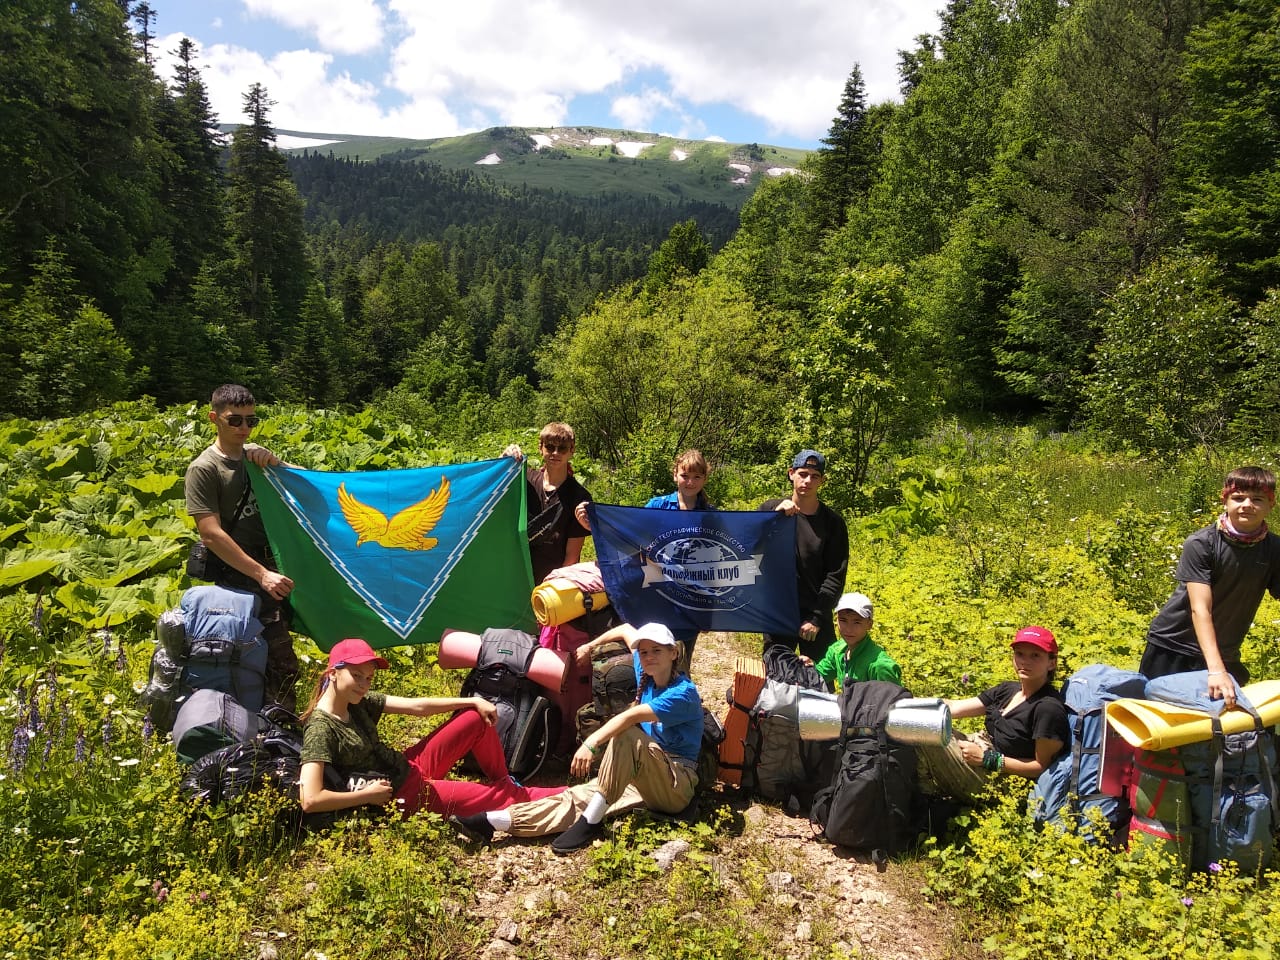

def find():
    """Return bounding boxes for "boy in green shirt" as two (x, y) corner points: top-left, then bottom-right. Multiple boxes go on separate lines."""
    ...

(814, 592), (901, 692)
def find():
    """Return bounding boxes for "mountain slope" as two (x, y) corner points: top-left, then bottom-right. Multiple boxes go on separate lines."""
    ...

(266, 125), (811, 208)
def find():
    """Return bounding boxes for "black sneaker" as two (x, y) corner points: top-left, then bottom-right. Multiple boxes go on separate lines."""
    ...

(551, 816), (605, 855)
(448, 813), (494, 845)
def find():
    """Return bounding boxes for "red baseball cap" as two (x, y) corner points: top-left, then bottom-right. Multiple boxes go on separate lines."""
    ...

(328, 637), (389, 670)
(1012, 625), (1058, 655)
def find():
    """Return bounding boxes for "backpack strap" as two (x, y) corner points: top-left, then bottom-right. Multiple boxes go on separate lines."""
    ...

(1209, 715), (1226, 833)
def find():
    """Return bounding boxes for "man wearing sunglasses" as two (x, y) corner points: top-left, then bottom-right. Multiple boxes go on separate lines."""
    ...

(502, 422), (593, 583)
(184, 384), (299, 709)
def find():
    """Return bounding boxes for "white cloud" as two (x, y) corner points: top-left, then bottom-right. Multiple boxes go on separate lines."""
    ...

(158, 1), (944, 144)
(382, 0), (938, 141)
(243, 0), (385, 56)
(611, 89), (676, 131)
(156, 32), (460, 136)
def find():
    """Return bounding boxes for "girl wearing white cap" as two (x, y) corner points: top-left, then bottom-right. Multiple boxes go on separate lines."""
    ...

(450, 621), (703, 854)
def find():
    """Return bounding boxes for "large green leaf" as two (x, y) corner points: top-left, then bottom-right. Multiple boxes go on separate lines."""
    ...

(0, 556), (60, 588)
(54, 581), (173, 628)
(123, 473), (185, 500)
(66, 539), (185, 587)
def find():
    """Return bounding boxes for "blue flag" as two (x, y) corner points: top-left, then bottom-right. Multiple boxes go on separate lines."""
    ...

(587, 504), (798, 634)
(250, 457), (534, 651)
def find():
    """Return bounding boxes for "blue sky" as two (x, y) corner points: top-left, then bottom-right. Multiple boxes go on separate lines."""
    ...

(149, 0), (945, 150)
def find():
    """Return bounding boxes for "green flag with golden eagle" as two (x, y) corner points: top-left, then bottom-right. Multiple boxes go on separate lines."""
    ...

(248, 458), (533, 652)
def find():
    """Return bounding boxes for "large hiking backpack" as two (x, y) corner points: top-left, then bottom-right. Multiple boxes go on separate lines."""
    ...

(459, 628), (559, 780)
(171, 688), (261, 764)
(736, 677), (829, 806)
(810, 681), (919, 860)
(763, 645), (830, 692)
(180, 707), (367, 831)
(1031, 663), (1148, 843)
(1127, 671), (1280, 873)
(141, 585), (268, 731)
(574, 639), (638, 743)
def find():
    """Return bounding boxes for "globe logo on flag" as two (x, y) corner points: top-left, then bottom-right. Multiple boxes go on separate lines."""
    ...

(641, 527), (763, 612)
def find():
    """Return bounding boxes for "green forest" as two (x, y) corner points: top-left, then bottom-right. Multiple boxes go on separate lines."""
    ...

(4, 0), (1280, 957)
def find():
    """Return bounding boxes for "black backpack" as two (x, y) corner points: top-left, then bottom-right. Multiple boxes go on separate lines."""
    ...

(180, 707), (380, 831)
(810, 681), (921, 863)
(763, 645), (831, 692)
(459, 628), (559, 780)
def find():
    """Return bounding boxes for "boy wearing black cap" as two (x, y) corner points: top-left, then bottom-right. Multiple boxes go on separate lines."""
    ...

(759, 449), (849, 662)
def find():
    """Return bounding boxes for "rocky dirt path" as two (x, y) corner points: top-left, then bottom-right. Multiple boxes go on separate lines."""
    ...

(457, 631), (973, 960)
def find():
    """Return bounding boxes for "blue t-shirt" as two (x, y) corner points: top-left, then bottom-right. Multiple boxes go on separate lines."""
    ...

(632, 651), (703, 765)
(644, 491), (713, 510)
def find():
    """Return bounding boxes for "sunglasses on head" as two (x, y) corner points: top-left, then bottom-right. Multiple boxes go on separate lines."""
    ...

(220, 414), (261, 428)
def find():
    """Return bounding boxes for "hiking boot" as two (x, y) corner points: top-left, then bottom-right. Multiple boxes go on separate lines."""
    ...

(448, 813), (494, 845)
(550, 816), (604, 855)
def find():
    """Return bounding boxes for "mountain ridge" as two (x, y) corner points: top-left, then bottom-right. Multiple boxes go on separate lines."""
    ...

(246, 124), (813, 207)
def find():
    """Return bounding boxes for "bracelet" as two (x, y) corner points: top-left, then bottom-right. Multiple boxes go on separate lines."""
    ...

(586, 741), (601, 756)
(1208, 671), (1227, 677)
(982, 749), (1004, 773)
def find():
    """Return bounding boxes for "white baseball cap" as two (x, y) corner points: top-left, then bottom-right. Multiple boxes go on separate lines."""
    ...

(635, 622), (678, 646)
(835, 592), (873, 618)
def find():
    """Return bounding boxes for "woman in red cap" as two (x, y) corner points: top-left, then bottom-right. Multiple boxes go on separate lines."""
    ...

(297, 638), (564, 819)
(918, 625), (1070, 800)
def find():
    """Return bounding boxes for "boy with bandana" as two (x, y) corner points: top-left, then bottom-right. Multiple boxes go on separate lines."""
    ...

(1140, 466), (1280, 708)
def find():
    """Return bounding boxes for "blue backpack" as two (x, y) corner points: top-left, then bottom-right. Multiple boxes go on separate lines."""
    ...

(1031, 664), (1147, 842)
(141, 585), (268, 731)
(1141, 671), (1279, 875)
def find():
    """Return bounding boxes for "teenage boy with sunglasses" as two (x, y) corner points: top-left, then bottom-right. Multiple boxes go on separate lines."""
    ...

(184, 384), (299, 709)
(503, 422), (593, 583)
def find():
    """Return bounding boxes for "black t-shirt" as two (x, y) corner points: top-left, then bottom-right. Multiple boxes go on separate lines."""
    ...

(758, 499), (849, 644)
(1146, 524), (1280, 659)
(979, 681), (1069, 762)
(526, 467), (591, 583)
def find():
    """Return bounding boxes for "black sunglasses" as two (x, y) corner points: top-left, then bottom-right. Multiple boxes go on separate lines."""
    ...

(220, 414), (261, 428)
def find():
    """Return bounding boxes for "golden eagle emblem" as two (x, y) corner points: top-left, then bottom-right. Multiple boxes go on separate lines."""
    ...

(337, 477), (451, 551)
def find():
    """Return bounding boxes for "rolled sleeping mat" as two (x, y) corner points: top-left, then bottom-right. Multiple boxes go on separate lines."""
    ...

(719, 656), (767, 787)
(526, 646), (569, 693)
(797, 689), (842, 741)
(1105, 689), (1280, 752)
(437, 630), (482, 670)
(436, 630), (568, 693)
(531, 577), (610, 627)
(885, 700), (952, 747)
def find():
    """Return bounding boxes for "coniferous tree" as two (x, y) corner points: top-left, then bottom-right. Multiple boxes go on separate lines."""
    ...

(1177, 0), (1280, 303)
(990, 0), (1203, 417)
(812, 65), (877, 231)
(223, 83), (309, 374)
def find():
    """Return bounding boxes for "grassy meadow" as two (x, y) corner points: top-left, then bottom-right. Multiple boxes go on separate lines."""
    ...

(2, 404), (1280, 958)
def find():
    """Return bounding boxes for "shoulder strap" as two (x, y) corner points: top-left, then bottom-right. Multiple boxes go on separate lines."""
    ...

(226, 470), (253, 534)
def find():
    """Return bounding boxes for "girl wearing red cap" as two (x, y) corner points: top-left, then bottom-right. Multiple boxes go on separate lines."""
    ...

(297, 638), (563, 819)
(917, 626), (1070, 800)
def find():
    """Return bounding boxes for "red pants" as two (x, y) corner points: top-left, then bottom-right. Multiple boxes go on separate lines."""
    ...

(394, 709), (564, 817)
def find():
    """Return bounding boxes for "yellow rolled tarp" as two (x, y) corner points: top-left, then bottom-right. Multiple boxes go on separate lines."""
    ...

(1104, 679), (1280, 751)
(531, 577), (609, 626)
